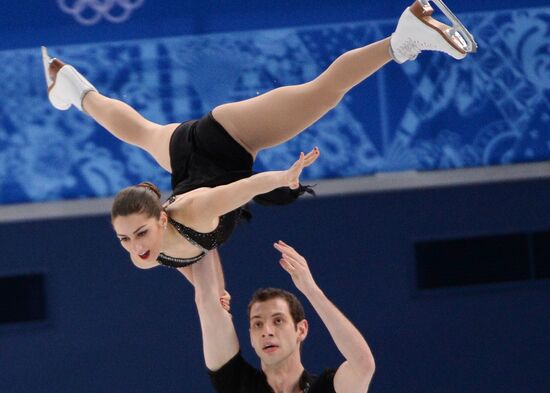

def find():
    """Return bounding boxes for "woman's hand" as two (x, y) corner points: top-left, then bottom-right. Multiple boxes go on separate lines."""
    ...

(220, 290), (231, 313)
(285, 147), (320, 189)
(187, 147), (319, 220)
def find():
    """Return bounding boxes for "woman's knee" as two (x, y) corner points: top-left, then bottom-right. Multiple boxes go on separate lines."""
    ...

(306, 81), (344, 110)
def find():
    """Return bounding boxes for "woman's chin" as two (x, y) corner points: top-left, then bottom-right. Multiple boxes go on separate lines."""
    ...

(132, 255), (158, 269)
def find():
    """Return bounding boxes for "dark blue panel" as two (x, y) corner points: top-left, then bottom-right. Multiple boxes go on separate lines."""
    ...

(2, 177), (550, 392)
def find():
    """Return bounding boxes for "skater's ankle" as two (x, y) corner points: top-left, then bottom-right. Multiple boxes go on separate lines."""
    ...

(81, 90), (98, 115)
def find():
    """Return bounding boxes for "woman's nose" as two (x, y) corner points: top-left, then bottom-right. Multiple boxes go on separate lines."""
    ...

(132, 240), (143, 253)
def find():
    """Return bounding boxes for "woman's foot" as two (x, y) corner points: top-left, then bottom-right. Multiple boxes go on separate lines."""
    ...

(41, 46), (97, 111)
(390, 0), (474, 63)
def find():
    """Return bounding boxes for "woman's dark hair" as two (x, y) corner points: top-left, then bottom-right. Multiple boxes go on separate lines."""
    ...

(247, 287), (306, 327)
(111, 181), (163, 221)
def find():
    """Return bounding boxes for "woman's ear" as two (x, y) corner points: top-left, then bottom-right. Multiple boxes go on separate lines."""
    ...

(160, 210), (168, 228)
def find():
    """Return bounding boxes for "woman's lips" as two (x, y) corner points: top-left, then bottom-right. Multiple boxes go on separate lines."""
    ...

(138, 250), (150, 259)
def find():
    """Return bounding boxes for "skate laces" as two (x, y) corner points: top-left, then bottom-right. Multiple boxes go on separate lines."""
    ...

(396, 31), (452, 60)
(395, 37), (422, 61)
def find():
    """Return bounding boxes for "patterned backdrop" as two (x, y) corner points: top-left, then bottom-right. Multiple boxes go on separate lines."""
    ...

(0, 6), (548, 204)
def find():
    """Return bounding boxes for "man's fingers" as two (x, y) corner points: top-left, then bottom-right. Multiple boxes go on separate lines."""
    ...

(275, 248), (304, 268)
(281, 252), (301, 265)
(274, 241), (292, 252)
(279, 258), (296, 273)
(274, 242), (300, 259)
(274, 245), (299, 262)
(275, 240), (295, 250)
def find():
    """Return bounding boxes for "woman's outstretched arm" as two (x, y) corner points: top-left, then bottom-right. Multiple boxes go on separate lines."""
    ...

(189, 148), (319, 221)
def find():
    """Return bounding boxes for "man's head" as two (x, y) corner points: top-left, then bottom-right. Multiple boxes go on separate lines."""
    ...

(247, 288), (308, 367)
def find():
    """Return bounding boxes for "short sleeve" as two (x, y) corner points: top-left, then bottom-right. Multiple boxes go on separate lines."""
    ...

(309, 369), (337, 393)
(208, 352), (257, 393)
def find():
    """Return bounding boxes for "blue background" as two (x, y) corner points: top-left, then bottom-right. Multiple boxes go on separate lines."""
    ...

(0, 1), (549, 203)
(1, 1), (550, 392)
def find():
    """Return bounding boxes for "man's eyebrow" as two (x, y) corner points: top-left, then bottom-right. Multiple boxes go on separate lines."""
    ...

(250, 312), (285, 320)
(116, 225), (147, 238)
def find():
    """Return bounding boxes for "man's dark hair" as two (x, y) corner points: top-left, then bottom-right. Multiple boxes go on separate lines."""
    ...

(247, 287), (305, 327)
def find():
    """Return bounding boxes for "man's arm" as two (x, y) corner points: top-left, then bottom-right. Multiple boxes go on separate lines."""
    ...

(274, 241), (375, 393)
(191, 250), (240, 371)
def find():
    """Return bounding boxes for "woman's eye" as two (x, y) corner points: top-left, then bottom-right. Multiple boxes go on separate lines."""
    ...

(137, 230), (147, 237)
(119, 237), (128, 243)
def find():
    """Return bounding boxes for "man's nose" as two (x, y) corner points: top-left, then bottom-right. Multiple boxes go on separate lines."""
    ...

(262, 324), (274, 337)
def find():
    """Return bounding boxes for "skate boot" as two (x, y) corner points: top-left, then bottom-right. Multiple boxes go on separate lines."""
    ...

(390, 0), (478, 64)
(41, 46), (97, 111)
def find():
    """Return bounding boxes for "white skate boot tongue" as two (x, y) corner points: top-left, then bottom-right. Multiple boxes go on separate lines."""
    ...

(390, 3), (468, 63)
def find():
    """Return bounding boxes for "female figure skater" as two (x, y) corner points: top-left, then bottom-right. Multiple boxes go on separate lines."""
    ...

(42, 1), (475, 270)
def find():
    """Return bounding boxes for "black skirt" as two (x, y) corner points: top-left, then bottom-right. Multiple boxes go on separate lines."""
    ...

(169, 111), (314, 207)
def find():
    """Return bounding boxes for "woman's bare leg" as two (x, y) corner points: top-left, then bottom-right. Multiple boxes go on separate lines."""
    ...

(212, 38), (392, 156)
(82, 92), (177, 173)
(43, 48), (177, 173)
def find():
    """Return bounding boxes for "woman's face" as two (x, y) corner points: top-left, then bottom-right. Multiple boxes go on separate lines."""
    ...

(112, 212), (167, 269)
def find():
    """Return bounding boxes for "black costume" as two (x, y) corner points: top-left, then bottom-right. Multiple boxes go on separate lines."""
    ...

(156, 112), (313, 268)
(209, 352), (337, 393)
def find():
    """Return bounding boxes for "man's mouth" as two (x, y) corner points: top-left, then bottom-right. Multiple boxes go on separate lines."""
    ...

(138, 250), (150, 259)
(262, 344), (278, 353)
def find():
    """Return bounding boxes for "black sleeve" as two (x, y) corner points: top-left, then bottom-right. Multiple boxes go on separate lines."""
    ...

(310, 369), (337, 393)
(208, 352), (256, 393)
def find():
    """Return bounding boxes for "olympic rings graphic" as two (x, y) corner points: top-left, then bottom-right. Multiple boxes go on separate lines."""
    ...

(57, 0), (145, 26)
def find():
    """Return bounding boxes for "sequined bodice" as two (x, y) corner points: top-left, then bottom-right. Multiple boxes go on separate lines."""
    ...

(167, 215), (230, 250)
(156, 212), (240, 268)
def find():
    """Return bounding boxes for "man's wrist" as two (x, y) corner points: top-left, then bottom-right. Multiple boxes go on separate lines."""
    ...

(302, 283), (323, 299)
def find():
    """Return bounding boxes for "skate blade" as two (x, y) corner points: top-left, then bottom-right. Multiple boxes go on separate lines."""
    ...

(41, 46), (53, 87)
(423, 0), (478, 53)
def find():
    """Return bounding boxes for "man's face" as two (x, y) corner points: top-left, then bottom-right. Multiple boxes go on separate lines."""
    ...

(249, 298), (307, 367)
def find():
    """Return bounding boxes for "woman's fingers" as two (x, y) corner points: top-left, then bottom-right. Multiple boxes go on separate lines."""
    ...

(304, 154), (319, 168)
(303, 147), (319, 165)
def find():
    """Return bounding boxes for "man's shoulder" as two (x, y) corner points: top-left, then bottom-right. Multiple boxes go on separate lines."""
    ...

(305, 368), (338, 393)
(209, 352), (256, 376)
(209, 352), (266, 392)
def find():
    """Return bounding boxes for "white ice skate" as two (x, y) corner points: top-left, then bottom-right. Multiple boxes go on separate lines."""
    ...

(41, 46), (97, 111)
(390, 0), (478, 63)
